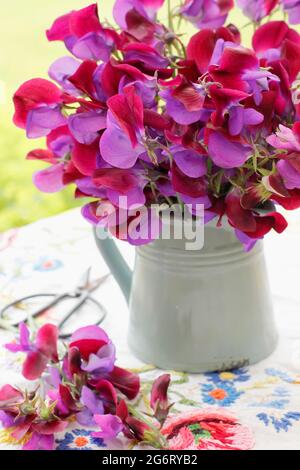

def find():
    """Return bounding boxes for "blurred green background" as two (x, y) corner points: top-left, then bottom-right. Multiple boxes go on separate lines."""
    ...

(0, 1), (281, 231)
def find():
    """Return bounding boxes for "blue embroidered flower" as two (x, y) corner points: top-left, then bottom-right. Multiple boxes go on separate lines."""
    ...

(201, 382), (243, 407)
(265, 368), (294, 383)
(205, 368), (250, 385)
(257, 412), (300, 432)
(56, 429), (106, 450)
(33, 257), (63, 272)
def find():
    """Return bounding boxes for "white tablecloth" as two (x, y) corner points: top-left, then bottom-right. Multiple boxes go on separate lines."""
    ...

(0, 209), (300, 450)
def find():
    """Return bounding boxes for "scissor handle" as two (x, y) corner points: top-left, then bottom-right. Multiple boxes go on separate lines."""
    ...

(58, 295), (107, 339)
(0, 293), (69, 326)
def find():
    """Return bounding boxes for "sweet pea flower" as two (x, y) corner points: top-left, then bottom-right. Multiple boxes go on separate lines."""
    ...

(160, 76), (205, 125)
(46, 4), (118, 61)
(180, 0), (234, 29)
(5, 323), (59, 381)
(48, 56), (81, 94)
(92, 414), (124, 440)
(266, 123), (300, 151)
(252, 21), (300, 82)
(150, 374), (172, 425)
(100, 86), (146, 168)
(207, 130), (252, 169)
(277, 154), (300, 189)
(228, 106), (264, 136)
(93, 168), (147, 209)
(76, 385), (105, 426)
(113, 0), (165, 29)
(13, 78), (63, 129)
(237, 0), (278, 23)
(68, 109), (107, 145)
(282, 0), (300, 25)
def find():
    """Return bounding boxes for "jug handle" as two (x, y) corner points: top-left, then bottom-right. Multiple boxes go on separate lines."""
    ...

(93, 227), (132, 304)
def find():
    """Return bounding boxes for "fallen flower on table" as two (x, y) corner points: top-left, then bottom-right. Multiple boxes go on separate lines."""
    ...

(0, 322), (254, 450)
(0, 322), (172, 450)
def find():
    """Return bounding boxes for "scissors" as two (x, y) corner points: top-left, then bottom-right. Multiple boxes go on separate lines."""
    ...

(0, 268), (109, 339)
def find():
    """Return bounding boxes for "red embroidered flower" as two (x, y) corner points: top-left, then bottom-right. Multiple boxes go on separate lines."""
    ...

(161, 409), (254, 450)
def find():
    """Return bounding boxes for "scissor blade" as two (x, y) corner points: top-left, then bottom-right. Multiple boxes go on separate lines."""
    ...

(82, 273), (111, 294)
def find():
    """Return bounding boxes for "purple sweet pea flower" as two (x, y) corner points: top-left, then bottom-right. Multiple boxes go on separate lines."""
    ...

(76, 177), (107, 198)
(267, 124), (300, 151)
(81, 342), (116, 375)
(5, 322), (59, 380)
(119, 76), (157, 109)
(48, 56), (80, 94)
(277, 159), (300, 189)
(23, 433), (55, 451)
(113, 0), (165, 29)
(92, 414), (123, 440)
(208, 130), (252, 169)
(228, 106), (264, 136)
(180, 0), (233, 29)
(68, 110), (107, 145)
(76, 385), (104, 426)
(282, 0), (300, 24)
(70, 31), (115, 61)
(123, 43), (169, 70)
(49, 134), (74, 158)
(33, 163), (65, 193)
(237, 0), (278, 22)
(160, 87), (205, 125)
(100, 112), (145, 169)
(171, 145), (207, 178)
(235, 229), (259, 251)
(26, 105), (66, 138)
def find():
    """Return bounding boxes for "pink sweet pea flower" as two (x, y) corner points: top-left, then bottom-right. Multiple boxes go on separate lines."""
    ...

(92, 414), (124, 440)
(5, 322), (59, 380)
(100, 86), (146, 168)
(160, 75), (205, 125)
(237, 0), (278, 23)
(150, 374), (172, 425)
(46, 3), (118, 62)
(13, 78), (63, 129)
(207, 130), (252, 169)
(266, 123), (300, 151)
(180, 0), (234, 29)
(282, 0), (300, 25)
(113, 0), (165, 29)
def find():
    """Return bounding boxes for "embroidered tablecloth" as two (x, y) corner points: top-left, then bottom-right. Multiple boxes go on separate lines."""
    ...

(0, 208), (300, 450)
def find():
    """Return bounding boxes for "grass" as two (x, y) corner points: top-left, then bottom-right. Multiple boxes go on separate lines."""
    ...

(0, 1), (288, 231)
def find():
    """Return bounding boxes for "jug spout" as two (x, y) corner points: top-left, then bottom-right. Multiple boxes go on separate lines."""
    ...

(93, 227), (132, 304)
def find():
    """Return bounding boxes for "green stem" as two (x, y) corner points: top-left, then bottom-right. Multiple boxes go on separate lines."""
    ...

(167, 0), (173, 31)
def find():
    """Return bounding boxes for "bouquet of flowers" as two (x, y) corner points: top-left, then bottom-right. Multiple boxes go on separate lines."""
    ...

(13, 0), (300, 250)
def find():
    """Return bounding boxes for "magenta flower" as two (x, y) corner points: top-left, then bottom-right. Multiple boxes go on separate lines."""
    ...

(281, 1), (300, 25)
(5, 323), (59, 380)
(92, 414), (124, 440)
(207, 130), (252, 169)
(46, 4), (118, 61)
(100, 86), (146, 168)
(150, 374), (172, 425)
(267, 123), (300, 152)
(160, 76), (205, 125)
(180, 0), (234, 29)
(113, 0), (165, 29)
(237, 0), (278, 22)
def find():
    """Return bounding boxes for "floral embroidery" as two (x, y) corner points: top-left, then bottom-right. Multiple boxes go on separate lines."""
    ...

(257, 412), (300, 432)
(206, 368), (250, 384)
(265, 368), (295, 384)
(201, 382), (243, 407)
(33, 257), (63, 272)
(55, 429), (106, 450)
(161, 409), (254, 450)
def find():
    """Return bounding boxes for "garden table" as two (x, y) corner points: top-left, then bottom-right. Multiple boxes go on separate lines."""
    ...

(0, 208), (300, 450)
